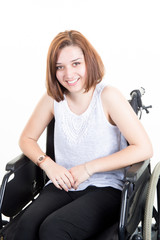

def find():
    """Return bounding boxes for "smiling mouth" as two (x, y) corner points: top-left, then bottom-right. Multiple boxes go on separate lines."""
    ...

(67, 78), (80, 85)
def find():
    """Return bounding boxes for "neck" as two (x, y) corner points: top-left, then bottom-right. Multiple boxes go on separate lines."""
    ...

(67, 87), (94, 103)
(65, 87), (95, 115)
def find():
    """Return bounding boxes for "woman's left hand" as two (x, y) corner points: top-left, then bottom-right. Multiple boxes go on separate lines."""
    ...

(69, 164), (91, 190)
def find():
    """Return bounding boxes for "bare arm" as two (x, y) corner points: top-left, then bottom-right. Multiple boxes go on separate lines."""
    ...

(19, 93), (74, 191)
(19, 93), (54, 162)
(86, 86), (153, 175)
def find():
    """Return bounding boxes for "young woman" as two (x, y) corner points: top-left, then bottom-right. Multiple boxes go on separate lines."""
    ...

(14, 30), (153, 240)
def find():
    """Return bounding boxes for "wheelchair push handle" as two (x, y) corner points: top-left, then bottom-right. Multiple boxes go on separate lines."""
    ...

(130, 87), (152, 118)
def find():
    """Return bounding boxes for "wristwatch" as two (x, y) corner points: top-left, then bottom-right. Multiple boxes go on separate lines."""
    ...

(37, 154), (47, 166)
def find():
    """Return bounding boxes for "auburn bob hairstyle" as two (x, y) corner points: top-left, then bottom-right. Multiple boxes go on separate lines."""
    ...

(46, 30), (105, 102)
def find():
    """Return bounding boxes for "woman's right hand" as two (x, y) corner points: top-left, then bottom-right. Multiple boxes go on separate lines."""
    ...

(40, 157), (75, 192)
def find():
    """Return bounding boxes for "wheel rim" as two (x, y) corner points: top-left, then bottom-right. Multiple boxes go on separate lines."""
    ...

(143, 162), (160, 240)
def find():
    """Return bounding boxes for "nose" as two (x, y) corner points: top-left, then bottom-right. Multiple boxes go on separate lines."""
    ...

(64, 66), (74, 80)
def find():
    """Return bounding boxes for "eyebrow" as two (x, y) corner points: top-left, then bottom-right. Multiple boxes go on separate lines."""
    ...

(56, 58), (82, 65)
(71, 58), (82, 62)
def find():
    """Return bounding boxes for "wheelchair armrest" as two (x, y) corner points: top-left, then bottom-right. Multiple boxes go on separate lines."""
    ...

(1, 154), (45, 217)
(5, 153), (29, 172)
(125, 159), (150, 183)
(119, 159), (151, 239)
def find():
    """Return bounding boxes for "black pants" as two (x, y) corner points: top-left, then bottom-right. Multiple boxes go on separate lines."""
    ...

(14, 184), (121, 240)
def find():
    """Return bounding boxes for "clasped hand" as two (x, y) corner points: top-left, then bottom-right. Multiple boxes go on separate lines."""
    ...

(43, 158), (91, 191)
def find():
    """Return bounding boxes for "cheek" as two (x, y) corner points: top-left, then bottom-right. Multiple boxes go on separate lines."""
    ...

(82, 68), (87, 81)
(79, 65), (87, 78)
(56, 71), (62, 82)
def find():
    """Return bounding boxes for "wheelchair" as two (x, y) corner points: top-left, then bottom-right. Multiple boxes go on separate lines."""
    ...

(0, 88), (158, 240)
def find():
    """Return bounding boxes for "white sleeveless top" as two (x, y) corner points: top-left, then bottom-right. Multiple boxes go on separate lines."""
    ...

(50, 83), (128, 191)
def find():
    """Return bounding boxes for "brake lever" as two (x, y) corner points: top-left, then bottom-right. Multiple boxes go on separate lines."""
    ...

(142, 105), (152, 114)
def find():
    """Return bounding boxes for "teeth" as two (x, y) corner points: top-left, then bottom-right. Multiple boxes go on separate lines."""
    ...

(68, 78), (78, 84)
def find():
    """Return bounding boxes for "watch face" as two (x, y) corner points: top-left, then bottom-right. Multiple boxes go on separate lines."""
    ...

(39, 156), (45, 161)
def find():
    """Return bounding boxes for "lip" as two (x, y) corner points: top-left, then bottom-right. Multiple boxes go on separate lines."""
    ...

(66, 78), (80, 86)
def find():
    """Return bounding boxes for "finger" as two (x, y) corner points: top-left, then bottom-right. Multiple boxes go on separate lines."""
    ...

(73, 180), (79, 190)
(66, 171), (75, 186)
(62, 175), (72, 189)
(52, 178), (62, 190)
(57, 178), (69, 192)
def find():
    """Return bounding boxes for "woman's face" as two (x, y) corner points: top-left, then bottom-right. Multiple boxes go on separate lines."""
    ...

(56, 45), (87, 95)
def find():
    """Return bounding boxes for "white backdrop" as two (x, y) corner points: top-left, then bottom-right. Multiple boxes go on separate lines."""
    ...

(0, 0), (160, 182)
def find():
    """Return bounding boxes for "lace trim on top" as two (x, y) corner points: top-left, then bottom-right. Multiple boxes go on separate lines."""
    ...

(59, 86), (102, 145)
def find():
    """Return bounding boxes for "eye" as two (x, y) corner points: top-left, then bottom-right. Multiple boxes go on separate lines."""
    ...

(56, 66), (64, 70)
(73, 62), (80, 67)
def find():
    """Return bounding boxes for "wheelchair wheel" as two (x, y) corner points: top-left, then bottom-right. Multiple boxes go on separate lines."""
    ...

(143, 162), (160, 240)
